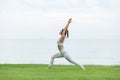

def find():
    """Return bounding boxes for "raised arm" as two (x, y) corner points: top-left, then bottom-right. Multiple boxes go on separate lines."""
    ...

(62, 18), (72, 36)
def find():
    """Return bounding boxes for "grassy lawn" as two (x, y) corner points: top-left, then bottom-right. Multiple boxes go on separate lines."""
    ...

(0, 64), (120, 80)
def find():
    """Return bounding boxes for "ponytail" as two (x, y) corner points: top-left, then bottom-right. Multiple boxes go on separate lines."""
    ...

(65, 30), (69, 38)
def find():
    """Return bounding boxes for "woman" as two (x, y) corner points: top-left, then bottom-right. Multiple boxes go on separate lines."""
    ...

(48, 18), (85, 70)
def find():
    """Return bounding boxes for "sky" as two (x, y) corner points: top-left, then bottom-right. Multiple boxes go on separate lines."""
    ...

(0, 0), (120, 39)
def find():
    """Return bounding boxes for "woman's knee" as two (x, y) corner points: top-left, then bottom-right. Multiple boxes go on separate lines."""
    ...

(51, 53), (59, 59)
(51, 55), (55, 59)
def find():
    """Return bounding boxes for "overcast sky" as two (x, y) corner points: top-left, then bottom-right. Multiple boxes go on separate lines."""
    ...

(0, 0), (120, 39)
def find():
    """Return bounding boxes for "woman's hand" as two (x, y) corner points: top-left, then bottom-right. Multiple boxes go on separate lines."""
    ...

(68, 18), (72, 23)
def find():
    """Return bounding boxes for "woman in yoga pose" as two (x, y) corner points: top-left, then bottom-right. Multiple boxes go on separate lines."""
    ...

(48, 18), (85, 70)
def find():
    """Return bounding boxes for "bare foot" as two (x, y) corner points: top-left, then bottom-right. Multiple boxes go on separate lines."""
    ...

(48, 66), (52, 69)
(80, 66), (86, 70)
(82, 68), (86, 70)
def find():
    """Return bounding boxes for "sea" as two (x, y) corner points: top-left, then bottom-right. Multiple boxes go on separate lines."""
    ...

(0, 39), (120, 65)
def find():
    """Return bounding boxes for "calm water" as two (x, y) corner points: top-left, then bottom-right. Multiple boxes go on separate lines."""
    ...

(0, 39), (120, 65)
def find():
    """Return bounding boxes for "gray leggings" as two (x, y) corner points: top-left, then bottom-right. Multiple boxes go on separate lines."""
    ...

(49, 49), (85, 69)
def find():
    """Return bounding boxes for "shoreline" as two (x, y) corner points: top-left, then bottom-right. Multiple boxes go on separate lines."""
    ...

(0, 64), (120, 66)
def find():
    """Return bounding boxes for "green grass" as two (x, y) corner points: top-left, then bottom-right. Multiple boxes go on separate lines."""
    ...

(0, 64), (120, 80)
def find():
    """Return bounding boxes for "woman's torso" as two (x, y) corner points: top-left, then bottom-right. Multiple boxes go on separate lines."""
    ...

(57, 37), (65, 51)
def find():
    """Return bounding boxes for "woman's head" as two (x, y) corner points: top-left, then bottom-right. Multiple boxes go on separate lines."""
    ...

(59, 29), (69, 38)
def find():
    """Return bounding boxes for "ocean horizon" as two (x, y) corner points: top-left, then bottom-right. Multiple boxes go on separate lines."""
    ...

(0, 38), (120, 65)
